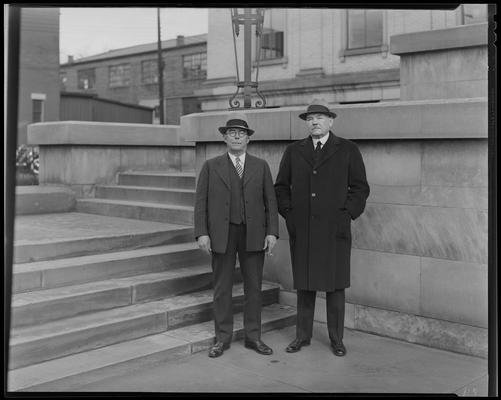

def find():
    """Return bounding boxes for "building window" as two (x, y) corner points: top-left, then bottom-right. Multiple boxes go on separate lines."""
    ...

(255, 8), (287, 65)
(142, 59), (159, 84)
(347, 9), (383, 49)
(109, 63), (131, 88)
(60, 71), (67, 91)
(460, 4), (488, 25)
(32, 99), (44, 123)
(77, 68), (96, 90)
(260, 29), (284, 60)
(182, 53), (207, 80)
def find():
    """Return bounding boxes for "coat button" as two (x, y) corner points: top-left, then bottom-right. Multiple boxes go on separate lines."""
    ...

(311, 193), (316, 197)
(313, 170), (317, 174)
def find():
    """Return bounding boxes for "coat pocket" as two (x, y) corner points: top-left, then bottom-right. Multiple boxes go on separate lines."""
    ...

(335, 209), (351, 239)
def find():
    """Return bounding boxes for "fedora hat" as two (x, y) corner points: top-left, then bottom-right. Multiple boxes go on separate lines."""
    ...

(299, 99), (337, 120)
(218, 113), (254, 135)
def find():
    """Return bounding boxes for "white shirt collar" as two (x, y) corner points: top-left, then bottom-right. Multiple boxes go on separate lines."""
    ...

(312, 133), (329, 149)
(228, 152), (246, 166)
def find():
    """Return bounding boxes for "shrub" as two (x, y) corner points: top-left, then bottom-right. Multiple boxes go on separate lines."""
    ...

(16, 145), (39, 185)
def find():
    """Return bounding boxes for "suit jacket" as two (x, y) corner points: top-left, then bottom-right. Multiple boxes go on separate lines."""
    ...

(195, 153), (279, 254)
(275, 132), (370, 291)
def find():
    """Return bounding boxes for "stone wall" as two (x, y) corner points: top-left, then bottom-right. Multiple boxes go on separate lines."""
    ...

(187, 97), (488, 358)
(350, 139), (487, 357)
(391, 23), (488, 101)
(28, 121), (195, 198)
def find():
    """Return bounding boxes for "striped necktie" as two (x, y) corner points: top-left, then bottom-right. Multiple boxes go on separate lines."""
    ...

(235, 156), (243, 179)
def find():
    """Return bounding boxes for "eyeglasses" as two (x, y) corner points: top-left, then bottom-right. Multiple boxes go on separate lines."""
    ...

(226, 129), (248, 138)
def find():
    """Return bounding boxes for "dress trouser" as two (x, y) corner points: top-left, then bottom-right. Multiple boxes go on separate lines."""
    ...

(211, 223), (265, 344)
(296, 288), (345, 343)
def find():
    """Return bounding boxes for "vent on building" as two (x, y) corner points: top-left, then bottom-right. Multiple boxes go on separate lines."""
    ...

(338, 100), (380, 105)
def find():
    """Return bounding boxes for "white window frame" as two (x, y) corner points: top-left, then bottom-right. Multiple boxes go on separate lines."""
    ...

(339, 9), (388, 62)
(31, 93), (46, 123)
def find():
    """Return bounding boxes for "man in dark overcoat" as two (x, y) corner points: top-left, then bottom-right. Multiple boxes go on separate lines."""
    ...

(275, 99), (370, 356)
(195, 113), (278, 358)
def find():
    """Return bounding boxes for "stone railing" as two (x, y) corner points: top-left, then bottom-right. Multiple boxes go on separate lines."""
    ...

(28, 121), (195, 198)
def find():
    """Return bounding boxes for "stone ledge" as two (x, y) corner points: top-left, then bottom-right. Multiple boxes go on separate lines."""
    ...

(182, 97), (488, 142)
(390, 23), (488, 55)
(355, 304), (487, 359)
(28, 121), (194, 147)
(195, 69), (400, 99)
(279, 290), (487, 358)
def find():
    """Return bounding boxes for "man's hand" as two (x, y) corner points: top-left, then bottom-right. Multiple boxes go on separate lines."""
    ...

(197, 235), (212, 255)
(263, 235), (277, 256)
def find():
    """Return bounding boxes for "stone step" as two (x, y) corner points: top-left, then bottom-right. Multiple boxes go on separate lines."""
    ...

(15, 185), (75, 215)
(76, 198), (193, 225)
(9, 282), (280, 370)
(118, 171), (196, 190)
(13, 242), (209, 294)
(95, 185), (195, 207)
(12, 263), (238, 328)
(8, 303), (296, 392)
(14, 221), (193, 264)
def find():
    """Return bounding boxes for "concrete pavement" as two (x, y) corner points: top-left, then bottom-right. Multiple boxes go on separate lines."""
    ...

(43, 322), (488, 395)
(10, 212), (489, 395)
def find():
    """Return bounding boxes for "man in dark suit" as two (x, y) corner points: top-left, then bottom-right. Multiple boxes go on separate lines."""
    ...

(194, 113), (279, 358)
(275, 100), (370, 357)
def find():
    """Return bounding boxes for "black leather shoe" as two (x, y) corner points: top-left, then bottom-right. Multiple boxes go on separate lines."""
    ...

(244, 339), (273, 355)
(208, 341), (230, 358)
(331, 340), (346, 357)
(285, 338), (311, 353)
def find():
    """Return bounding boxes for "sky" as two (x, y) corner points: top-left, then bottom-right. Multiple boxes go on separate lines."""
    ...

(59, 7), (209, 63)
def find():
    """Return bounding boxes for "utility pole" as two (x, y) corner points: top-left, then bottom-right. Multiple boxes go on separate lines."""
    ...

(157, 8), (165, 124)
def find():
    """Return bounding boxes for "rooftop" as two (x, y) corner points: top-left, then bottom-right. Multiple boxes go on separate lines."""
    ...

(61, 33), (207, 66)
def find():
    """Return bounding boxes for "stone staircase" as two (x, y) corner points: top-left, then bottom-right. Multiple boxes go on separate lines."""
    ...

(9, 171), (296, 391)
(76, 172), (196, 225)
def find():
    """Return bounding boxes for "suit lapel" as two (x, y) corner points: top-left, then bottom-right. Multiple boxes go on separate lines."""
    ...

(316, 132), (340, 168)
(243, 153), (258, 187)
(214, 154), (231, 190)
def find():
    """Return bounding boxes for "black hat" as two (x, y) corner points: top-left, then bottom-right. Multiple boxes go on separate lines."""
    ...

(299, 99), (337, 120)
(218, 114), (254, 135)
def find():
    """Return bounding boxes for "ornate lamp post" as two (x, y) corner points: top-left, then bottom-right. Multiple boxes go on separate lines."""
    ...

(229, 8), (266, 109)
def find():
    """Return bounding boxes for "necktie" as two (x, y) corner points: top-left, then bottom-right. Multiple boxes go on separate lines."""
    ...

(235, 156), (243, 179)
(314, 141), (322, 163)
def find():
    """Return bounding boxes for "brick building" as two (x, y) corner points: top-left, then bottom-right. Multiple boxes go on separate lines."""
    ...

(17, 7), (61, 145)
(60, 34), (207, 124)
(197, 5), (488, 111)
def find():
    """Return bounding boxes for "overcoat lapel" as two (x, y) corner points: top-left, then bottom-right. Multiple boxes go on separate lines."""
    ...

(316, 132), (341, 168)
(214, 154), (231, 190)
(298, 137), (315, 168)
